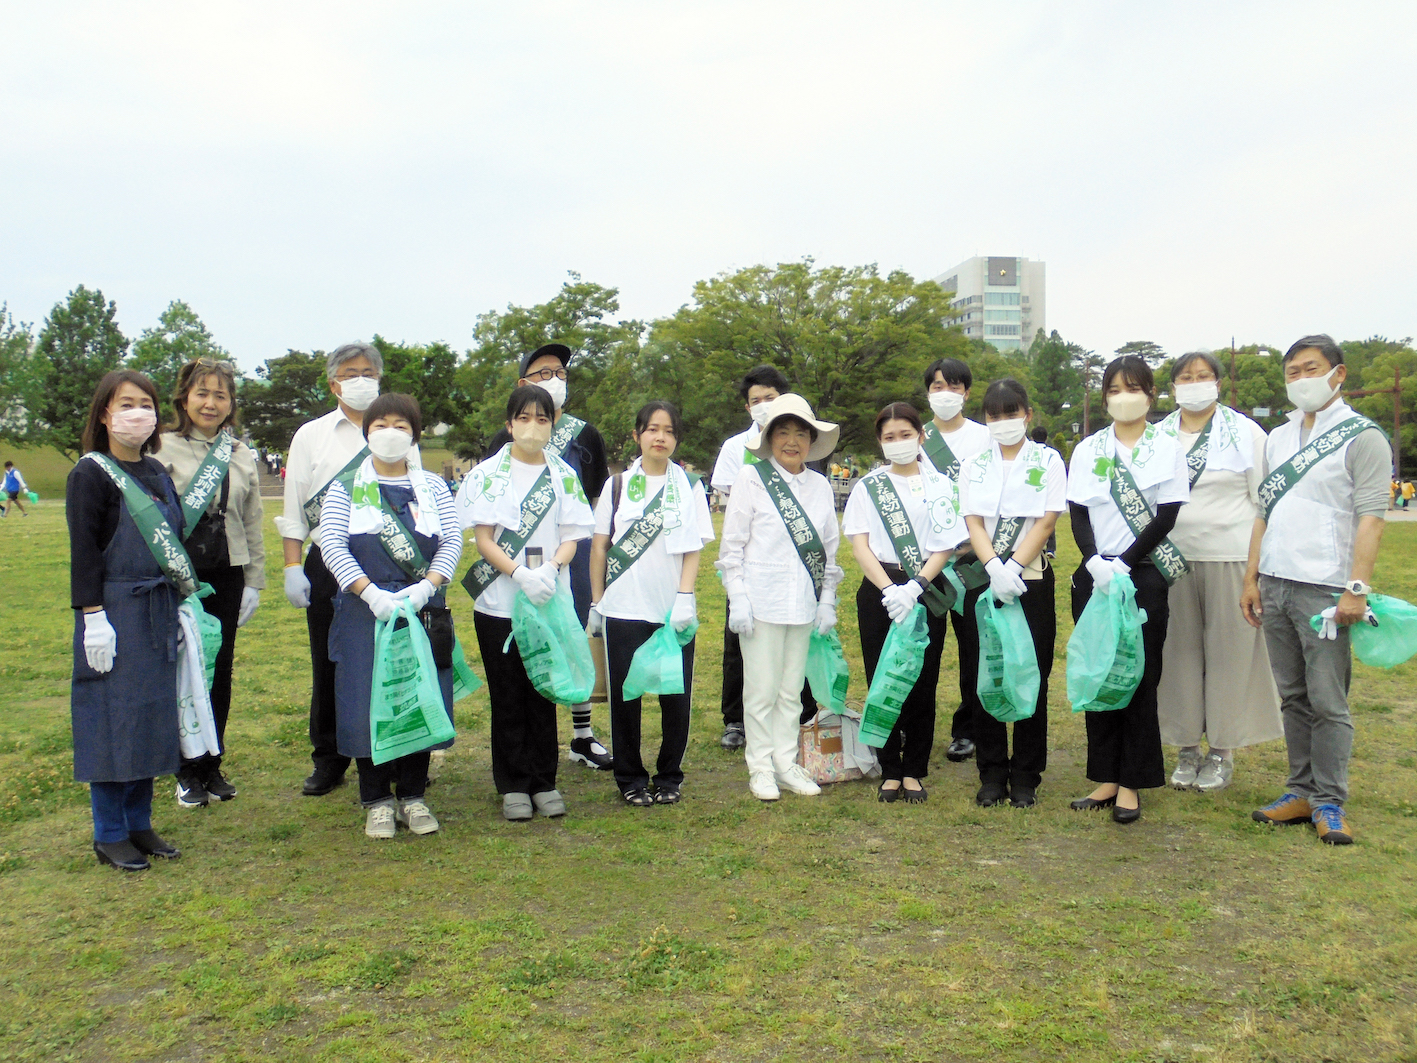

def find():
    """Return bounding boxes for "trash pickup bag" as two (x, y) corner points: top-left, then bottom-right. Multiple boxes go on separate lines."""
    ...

(858, 605), (930, 747)
(370, 599), (456, 764)
(25, 491), (38, 504)
(508, 584), (596, 705)
(804, 627), (851, 715)
(450, 636), (483, 701)
(622, 611), (698, 700)
(976, 593), (1040, 723)
(1066, 572), (1147, 713)
(1307, 592), (1417, 669)
(184, 591), (224, 690)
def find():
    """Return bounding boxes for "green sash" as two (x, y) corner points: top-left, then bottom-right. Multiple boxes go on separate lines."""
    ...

(861, 472), (953, 617)
(179, 428), (234, 537)
(303, 447), (370, 529)
(605, 485), (668, 588)
(920, 423), (961, 480)
(88, 453), (203, 598)
(336, 467), (430, 582)
(742, 447), (761, 467)
(545, 414), (587, 460)
(460, 467), (557, 600)
(1183, 415), (1214, 489)
(754, 463), (828, 600)
(1107, 461), (1189, 585)
(1258, 416), (1377, 522)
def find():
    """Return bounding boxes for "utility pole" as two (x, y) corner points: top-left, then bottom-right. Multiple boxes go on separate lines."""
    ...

(1230, 337), (1239, 408)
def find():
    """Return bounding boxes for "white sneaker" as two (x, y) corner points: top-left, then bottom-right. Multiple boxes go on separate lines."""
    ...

(776, 764), (822, 797)
(749, 771), (780, 801)
(397, 799), (439, 835)
(364, 800), (397, 839)
(1170, 748), (1203, 789)
(1194, 753), (1234, 793)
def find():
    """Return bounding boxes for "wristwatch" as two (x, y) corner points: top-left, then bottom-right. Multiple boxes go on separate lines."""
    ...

(1345, 579), (1372, 596)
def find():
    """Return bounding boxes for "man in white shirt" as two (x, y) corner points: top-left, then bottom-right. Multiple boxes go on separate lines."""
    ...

(921, 357), (993, 763)
(276, 343), (382, 796)
(1242, 335), (1390, 846)
(709, 365), (789, 750)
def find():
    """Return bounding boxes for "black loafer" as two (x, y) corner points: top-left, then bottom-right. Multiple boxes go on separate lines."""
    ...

(901, 784), (928, 804)
(976, 782), (1010, 807)
(94, 840), (149, 872)
(302, 770), (345, 796)
(1069, 794), (1118, 811)
(878, 782), (902, 803)
(129, 829), (180, 859)
(1009, 786), (1037, 808)
(946, 738), (975, 762)
(1112, 801), (1142, 825)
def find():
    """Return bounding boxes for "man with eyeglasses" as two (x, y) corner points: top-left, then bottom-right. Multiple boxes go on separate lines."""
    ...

(276, 342), (383, 796)
(484, 342), (614, 769)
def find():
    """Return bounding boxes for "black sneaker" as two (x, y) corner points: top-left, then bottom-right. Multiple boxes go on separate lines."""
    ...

(569, 736), (614, 770)
(203, 768), (237, 802)
(720, 724), (746, 750)
(946, 737), (976, 762)
(175, 771), (210, 809)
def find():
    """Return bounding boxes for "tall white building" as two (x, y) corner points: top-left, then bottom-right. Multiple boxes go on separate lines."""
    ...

(931, 256), (1045, 354)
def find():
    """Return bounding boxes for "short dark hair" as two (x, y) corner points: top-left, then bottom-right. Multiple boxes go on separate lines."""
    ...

(739, 364), (790, 401)
(1283, 334), (1344, 368)
(363, 393), (422, 443)
(168, 358), (241, 436)
(634, 400), (684, 441)
(82, 370), (163, 456)
(874, 402), (923, 439)
(981, 378), (1031, 419)
(3, 461), (11, 469)
(768, 414), (818, 444)
(924, 357), (972, 391)
(1172, 350), (1222, 381)
(1030, 426), (1048, 444)
(1101, 355), (1156, 399)
(506, 384), (555, 424)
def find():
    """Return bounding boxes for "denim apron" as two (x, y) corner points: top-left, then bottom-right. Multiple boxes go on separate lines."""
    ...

(328, 481), (455, 759)
(71, 461), (183, 783)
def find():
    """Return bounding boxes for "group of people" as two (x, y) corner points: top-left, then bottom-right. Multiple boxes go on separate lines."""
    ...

(66, 332), (1385, 870)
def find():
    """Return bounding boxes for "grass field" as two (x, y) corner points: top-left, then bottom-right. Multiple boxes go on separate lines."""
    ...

(0, 500), (1414, 1062)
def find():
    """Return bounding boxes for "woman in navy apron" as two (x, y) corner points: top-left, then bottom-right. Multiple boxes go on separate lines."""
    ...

(66, 371), (184, 871)
(319, 394), (462, 840)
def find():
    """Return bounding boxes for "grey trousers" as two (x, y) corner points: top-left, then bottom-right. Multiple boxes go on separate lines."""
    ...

(1258, 575), (1353, 807)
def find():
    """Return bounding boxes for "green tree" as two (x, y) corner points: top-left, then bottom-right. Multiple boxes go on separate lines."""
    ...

(1024, 329), (1083, 429)
(239, 350), (333, 453)
(1115, 339), (1166, 367)
(0, 305), (36, 444)
(128, 301), (228, 417)
(1349, 336), (1416, 474)
(28, 285), (129, 459)
(371, 336), (466, 437)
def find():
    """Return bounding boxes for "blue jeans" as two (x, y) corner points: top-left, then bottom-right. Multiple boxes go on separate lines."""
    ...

(90, 779), (154, 843)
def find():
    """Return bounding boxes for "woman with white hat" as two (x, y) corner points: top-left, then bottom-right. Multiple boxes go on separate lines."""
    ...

(716, 394), (843, 802)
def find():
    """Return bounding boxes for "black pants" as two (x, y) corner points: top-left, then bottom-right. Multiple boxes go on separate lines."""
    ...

(305, 547), (350, 777)
(948, 586), (983, 741)
(857, 574), (949, 780)
(973, 567), (1055, 790)
(183, 564), (244, 772)
(474, 611), (559, 794)
(356, 752), (430, 805)
(1070, 562), (1169, 790)
(722, 620), (818, 727)
(606, 618), (694, 792)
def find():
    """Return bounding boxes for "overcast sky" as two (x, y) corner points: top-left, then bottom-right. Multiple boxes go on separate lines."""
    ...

(3, 2), (1414, 374)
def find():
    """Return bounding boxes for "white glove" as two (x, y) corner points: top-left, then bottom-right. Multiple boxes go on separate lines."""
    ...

(815, 600), (837, 636)
(394, 578), (435, 612)
(1110, 557), (1131, 583)
(1085, 554), (1114, 593)
(728, 593), (755, 638)
(237, 587), (260, 627)
(881, 584), (917, 623)
(359, 583), (400, 622)
(284, 565), (311, 608)
(985, 557), (1028, 605)
(1316, 606), (1339, 641)
(586, 603), (605, 636)
(671, 592), (697, 632)
(513, 564), (555, 606)
(82, 610), (117, 673)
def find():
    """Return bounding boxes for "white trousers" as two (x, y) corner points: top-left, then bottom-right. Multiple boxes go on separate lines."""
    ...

(739, 620), (812, 776)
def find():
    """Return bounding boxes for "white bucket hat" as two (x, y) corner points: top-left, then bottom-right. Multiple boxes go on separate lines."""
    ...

(747, 394), (840, 463)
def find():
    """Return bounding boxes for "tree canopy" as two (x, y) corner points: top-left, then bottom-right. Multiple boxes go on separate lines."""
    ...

(127, 300), (228, 416)
(28, 285), (129, 459)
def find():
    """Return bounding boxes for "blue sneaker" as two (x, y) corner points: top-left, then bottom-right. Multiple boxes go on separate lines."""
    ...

(1312, 804), (1353, 845)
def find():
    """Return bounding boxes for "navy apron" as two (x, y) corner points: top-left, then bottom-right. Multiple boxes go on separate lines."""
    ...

(327, 481), (455, 759)
(71, 462), (183, 783)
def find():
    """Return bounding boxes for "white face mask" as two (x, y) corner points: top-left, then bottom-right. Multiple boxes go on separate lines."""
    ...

(535, 376), (567, 409)
(749, 401), (775, 427)
(928, 390), (965, 421)
(880, 438), (920, 465)
(1107, 392), (1150, 423)
(367, 427), (413, 463)
(337, 376), (380, 411)
(1174, 380), (1219, 413)
(1286, 365), (1341, 413)
(988, 418), (1028, 446)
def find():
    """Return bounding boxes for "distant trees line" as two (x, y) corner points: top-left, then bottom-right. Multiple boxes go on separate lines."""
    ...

(3, 269), (1412, 469)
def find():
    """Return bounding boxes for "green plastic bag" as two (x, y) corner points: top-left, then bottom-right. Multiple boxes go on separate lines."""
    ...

(451, 636), (483, 701)
(370, 599), (456, 765)
(622, 611), (698, 700)
(1308, 592), (1417, 669)
(804, 627), (851, 714)
(1066, 572), (1147, 713)
(509, 585), (596, 704)
(184, 592), (224, 690)
(858, 605), (930, 747)
(25, 491), (38, 504)
(976, 594), (1040, 723)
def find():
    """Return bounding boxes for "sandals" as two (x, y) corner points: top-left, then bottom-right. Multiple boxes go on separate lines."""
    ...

(622, 788), (654, 807)
(652, 786), (682, 805)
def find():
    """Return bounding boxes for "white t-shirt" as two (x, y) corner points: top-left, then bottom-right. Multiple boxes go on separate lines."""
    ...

(924, 417), (991, 470)
(842, 470), (967, 565)
(959, 444), (1068, 578)
(594, 474), (716, 622)
(710, 427), (755, 493)
(1066, 428), (1189, 557)
(1169, 418), (1266, 562)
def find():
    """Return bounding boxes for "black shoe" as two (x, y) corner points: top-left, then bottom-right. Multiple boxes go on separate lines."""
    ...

(653, 786), (682, 805)
(720, 724), (746, 750)
(621, 788), (654, 807)
(901, 782), (928, 804)
(878, 782), (902, 803)
(203, 768), (237, 802)
(569, 736), (614, 770)
(302, 770), (345, 797)
(1070, 794), (1117, 811)
(175, 771), (210, 808)
(1112, 799), (1142, 824)
(1009, 786), (1037, 808)
(976, 782), (1010, 807)
(129, 829), (180, 859)
(94, 840), (149, 872)
(946, 738), (975, 762)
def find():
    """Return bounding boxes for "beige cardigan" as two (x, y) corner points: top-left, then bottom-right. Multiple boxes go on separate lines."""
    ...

(159, 430), (267, 589)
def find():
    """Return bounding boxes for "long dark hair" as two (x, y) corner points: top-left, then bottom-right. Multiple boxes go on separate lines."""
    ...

(874, 402), (923, 438)
(82, 370), (163, 456)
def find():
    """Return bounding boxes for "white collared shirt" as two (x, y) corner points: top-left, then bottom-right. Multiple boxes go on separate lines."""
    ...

(274, 407), (368, 549)
(1066, 425), (1189, 556)
(594, 474), (716, 623)
(710, 426), (755, 493)
(843, 469), (968, 564)
(925, 417), (991, 470)
(716, 457), (843, 625)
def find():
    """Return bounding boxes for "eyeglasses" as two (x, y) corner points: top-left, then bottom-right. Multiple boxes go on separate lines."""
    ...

(525, 367), (568, 382)
(334, 370), (380, 381)
(194, 357), (236, 372)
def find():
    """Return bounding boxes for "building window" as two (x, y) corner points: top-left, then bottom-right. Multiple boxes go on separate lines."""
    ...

(984, 292), (1020, 306)
(985, 324), (1020, 337)
(984, 309), (1020, 323)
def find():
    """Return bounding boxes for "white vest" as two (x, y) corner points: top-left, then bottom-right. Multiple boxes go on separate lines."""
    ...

(1259, 400), (1366, 589)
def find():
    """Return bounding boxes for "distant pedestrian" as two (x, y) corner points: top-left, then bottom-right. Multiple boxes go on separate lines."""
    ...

(2, 461), (28, 516)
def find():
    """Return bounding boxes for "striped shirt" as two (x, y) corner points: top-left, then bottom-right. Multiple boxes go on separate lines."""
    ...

(319, 472), (462, 590)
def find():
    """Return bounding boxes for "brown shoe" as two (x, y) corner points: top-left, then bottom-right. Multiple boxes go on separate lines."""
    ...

(1313, 805), (1354, 845)
(1251, 793), (1312, 825)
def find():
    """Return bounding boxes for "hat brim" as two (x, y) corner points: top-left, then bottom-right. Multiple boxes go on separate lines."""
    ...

(519, 342), (574, 379)
(748, 415), (840, 463)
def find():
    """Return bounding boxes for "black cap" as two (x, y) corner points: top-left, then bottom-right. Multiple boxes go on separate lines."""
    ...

(519, 343), (574, 379)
